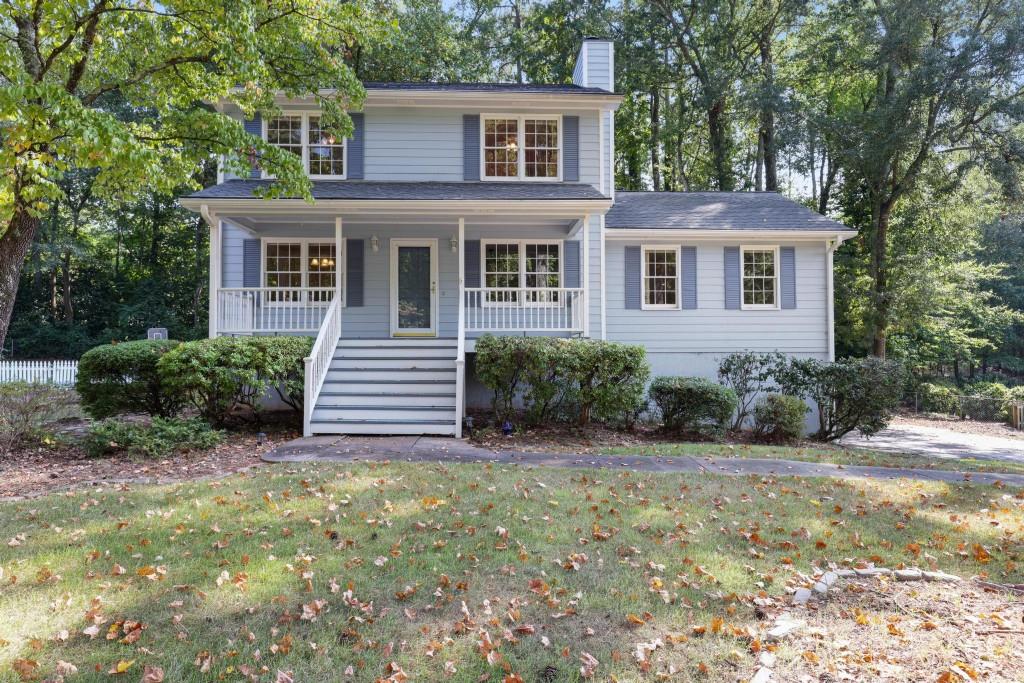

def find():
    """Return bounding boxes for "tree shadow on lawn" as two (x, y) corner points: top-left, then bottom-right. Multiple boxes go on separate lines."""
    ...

(1, 463), (1020, 682)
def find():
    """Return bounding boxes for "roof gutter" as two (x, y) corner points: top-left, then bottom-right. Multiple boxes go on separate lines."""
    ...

(604, 228), (857, 240)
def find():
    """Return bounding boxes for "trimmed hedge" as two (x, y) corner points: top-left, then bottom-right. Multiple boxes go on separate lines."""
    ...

(648, 376), (738, 437)
(474, 335), (649, 427)
(84, 417), (222, 458)
(157, 336), (312, 426)
(76, 339), (182, 418)
(752, 393), (807, 442)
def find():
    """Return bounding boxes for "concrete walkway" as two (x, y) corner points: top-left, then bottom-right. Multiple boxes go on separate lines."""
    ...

(264, 435), (1024, 487)
(842, 422), (1023, 464)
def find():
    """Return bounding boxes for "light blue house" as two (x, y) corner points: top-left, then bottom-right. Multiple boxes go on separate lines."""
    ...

(179, 39), (855, 437)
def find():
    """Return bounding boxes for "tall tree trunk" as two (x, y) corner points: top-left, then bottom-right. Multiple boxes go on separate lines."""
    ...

(755, 134), (764, 191)
(708, 98), (732, 190)
(650, 88), (661, 191)
(759, 36), (777, 191)
(61, 251), (73, 323)
(870, 201), (892, 358)
(0, 208), (41, 351)
(818, 154), (838, 215)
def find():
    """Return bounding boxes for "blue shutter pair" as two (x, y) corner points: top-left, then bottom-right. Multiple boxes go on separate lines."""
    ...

(463, 115), (580, 181)
(241, 238), (364, 306)
(724, 246), (796, 310)
(242, 113), (365, 179)
(624, 246), (697, 310)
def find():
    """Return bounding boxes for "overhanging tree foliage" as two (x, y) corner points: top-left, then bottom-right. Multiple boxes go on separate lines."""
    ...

(0, 0), (388, 349)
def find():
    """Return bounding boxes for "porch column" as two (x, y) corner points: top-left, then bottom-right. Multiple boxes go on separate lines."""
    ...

(581, 213), (590, 337)
(201, 205), (220, 338)
(335, 216), (344, 311)
(455, 217), (466, 438)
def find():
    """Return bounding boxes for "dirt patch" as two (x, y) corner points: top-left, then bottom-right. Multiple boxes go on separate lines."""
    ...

(777, 578), (1024, 682)
(0, 426), (298, 500)
(895, 413), (1024, 441)
(468, 419), (665, 453)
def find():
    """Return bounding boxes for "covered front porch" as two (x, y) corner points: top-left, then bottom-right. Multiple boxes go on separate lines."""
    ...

(184, 187), (610, 437)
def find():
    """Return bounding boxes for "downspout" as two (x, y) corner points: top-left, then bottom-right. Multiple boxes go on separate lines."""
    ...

(825, 236), (843, 362)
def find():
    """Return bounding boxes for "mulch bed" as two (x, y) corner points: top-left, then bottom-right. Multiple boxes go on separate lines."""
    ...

(0, 426), (298, 500)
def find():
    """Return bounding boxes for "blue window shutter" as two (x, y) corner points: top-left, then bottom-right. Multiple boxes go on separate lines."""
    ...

(346, 239), (364, 307)
(243, 114), (262, 179)
(464, 240), (481, 287)
(625, 246), (641, 310)
(348, 113), (364, 179)
(563, 240), (581, 288)
(724, 246), (740, 310)
(242, 239), (261, 287)
(780, 246), (796, 309)
(563, 116), (579, 182)
(681, 246), (697, 310)
(463, 115), (480, 181)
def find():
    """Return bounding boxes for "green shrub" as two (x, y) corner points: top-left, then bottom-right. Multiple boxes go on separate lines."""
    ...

(84, 417), (222, 458)
(752, 394), (808, 442)
(0, 382), (79, 454)
(717, 351), (785, 429)
(918, 382), (959, 414)
(1009, 386), (1024, 403)
(562, 340), (649, 426)
(963, 381), (1012, 420)
(648, 376), (738, 437)
(76, 339), (182, 418)
(157, 336), (312, 426)
(777, 357), (905, 441)
(474, 335), (649, 427)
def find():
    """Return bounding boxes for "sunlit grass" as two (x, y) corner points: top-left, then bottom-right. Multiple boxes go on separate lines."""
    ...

(0, 462), (1020, 682)
(600, 441), (1024, 475)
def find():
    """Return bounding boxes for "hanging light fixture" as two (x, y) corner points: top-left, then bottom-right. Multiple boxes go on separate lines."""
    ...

(310, 257), (320, 268)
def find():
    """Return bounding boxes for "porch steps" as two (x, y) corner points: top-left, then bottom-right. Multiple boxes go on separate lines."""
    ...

(310, 339), (459, 436)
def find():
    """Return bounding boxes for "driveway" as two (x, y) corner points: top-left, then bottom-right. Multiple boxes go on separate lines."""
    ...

(842, 421), (1023, 464)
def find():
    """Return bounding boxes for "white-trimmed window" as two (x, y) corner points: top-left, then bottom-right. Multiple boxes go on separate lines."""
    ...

(482, 240), (562, 306)
(482, 115), (561, 180)
(263, 239), (341, 304)
(642, 246), (680, 310)
(264, 113), (346, 179)
(741, 246), (779, 309)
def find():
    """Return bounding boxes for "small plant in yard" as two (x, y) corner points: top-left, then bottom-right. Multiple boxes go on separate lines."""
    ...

(917, 381), (959, 414)
(717, 351), (785, 429)
(0, 381), (78, 454)
(157, 336), (312, 426)
(777, 357), (905, 441)
(83, 417), (222, 458)
(648, 376), (738, 437)
(76, 339), (182, 418)
(752, 393), (808, 442)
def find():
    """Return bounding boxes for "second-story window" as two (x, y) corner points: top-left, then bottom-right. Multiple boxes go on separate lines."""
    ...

(482, 115), (560, 181)
(265, 114), (346, 179)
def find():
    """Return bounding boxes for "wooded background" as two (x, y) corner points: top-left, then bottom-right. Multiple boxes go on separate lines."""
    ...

(5, 0), (1023, 384)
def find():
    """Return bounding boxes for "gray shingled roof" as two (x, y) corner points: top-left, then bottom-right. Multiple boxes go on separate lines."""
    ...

(187, 179), (609, 201)
(606, 191), (854, 232)
(363, 82), (614, 95)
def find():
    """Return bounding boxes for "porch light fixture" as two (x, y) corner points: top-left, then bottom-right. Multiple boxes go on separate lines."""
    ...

(370, 235), (380, 252)
(449, 236), (458, 253)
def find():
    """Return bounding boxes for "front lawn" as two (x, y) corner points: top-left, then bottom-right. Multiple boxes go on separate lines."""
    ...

(600, 441), (1024, 476)
(1, 462), (1021, 682)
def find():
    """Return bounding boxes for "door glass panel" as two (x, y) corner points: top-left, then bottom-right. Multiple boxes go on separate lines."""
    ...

(397, 246), (432, 330)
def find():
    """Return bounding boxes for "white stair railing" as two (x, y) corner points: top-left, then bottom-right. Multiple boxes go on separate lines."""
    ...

(303, 294), (342, 437)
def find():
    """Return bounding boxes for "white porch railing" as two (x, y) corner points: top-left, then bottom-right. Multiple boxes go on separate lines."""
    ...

(463, 288), (586, 332)
(217, 287), (334, 335)
(303, 294), (342, 437)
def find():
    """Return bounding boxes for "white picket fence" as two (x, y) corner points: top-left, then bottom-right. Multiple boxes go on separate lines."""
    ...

(0, 360), (79, 386)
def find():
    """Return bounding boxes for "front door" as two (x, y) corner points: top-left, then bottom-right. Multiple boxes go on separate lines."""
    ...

(390, 239), (438, 337)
